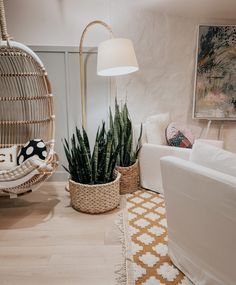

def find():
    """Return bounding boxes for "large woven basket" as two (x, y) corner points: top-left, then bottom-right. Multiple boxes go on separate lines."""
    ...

(116, 160), (139, 194)
(69, 171), (121, 214)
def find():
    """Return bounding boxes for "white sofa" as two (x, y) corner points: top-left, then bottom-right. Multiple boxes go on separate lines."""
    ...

(139, 143), (191, 193)
(139, 139), (224, 194)
(160, 151), (236, 285)
(134, 114), (204, 193)
(135, 112), (224, 193)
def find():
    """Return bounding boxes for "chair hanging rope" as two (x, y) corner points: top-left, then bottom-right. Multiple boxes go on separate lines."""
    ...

(0, 0), (10, 41)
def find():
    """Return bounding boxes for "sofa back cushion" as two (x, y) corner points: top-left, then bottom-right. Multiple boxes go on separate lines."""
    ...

(194, 139), (224, 149)
(145, 112), (170, 145)
(190, 142), (236, 177)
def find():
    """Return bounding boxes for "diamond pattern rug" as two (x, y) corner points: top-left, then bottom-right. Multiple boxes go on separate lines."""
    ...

(126, 189), (192, 285)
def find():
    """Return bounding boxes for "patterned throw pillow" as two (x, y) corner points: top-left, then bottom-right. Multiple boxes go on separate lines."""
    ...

(167, 131), (192, 148)
(0, 145), (18, 170)
(17, 139), (47, 165)
(166, 122), (195, 148)
(166, 122), (194, 148)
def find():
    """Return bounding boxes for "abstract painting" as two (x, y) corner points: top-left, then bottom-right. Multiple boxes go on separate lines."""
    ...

(193, 25), (236, 120)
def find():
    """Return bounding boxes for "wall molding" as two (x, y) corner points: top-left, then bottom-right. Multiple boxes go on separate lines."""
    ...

(31, 45), (109, 181)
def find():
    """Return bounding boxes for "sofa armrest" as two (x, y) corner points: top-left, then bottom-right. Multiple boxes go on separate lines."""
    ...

(139, 143), (191, 193)
(160, 156), (236, 284)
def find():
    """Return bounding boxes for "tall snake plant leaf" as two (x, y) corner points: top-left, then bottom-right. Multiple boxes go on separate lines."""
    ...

(74, 145), (85, 183)
(135, 123), (143, 158)
(105, 131), (113, 181)
(114, 100), (121, 137)
(91, 126), (100, 183)
(62, 165), (70, 174)
(63, 138), (79, 182)
(98, 124), (105, 158)
(71, 134), (76, 154)
(107, 144), (120, 180)
(110, 98), (143, 167)
(119, 114), (125, 165)
(122, 104), (129, 164)
(124, 133), (132, 166)
(97, 124), (105, 165)
(109, 109), (116, 164)
(62, 145), (73, 175)
(63, 138), (70, 153)
(92, 141), (99, 183)
(98, 121), (106, 141)
(71, 135), (78, 171)
(122, 103), (129, 127)
(76, 128), (92, 183)
(109, 107), (114, 131)
(113, 118), (120, 164)
(63, 139), (71, 163)
(63, 120), (120, 185)
(97, 149), (106, 182)
(123, 115), (132, 165)
(82, 127), (91, 160)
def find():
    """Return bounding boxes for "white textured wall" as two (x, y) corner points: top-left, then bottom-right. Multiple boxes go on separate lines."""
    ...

(110, 1), (236, 151)
(4, 0), (236, 151)
(5, 0), (110, 46)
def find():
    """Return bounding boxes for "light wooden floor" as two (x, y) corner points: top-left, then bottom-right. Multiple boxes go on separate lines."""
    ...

(0, 182), (125, 285)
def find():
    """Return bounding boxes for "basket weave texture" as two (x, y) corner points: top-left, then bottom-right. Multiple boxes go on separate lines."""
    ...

(69, 171), (121, 214)
(116, 160), (139, 194)
(0, 46), (54, 147)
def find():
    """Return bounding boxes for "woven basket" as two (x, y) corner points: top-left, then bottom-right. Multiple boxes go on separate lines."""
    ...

(69, 171), (121, 214)
(116, 160), (139, 194)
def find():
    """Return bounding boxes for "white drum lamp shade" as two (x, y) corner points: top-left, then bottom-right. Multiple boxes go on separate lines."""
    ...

(97, 38), (139, 76)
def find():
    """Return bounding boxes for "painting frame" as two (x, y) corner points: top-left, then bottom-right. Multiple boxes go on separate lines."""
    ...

(193, 24), (236, 121)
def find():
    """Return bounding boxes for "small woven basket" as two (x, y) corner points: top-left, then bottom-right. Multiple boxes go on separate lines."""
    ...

(116, 160), (139, 194)
(68, 171), (121, 214)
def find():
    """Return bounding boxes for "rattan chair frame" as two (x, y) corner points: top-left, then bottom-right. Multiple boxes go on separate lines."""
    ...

(0, 0), (58, 197)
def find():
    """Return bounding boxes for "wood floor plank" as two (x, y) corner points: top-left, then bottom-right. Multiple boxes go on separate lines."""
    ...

(0, 182), (124, 285)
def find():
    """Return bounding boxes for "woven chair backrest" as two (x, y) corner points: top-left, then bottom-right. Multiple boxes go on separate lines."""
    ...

(0, 42), (55, 148)
(0, 0), (55, 149)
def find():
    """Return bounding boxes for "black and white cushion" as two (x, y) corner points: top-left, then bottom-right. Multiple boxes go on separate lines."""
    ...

(17, 139), (47, 165)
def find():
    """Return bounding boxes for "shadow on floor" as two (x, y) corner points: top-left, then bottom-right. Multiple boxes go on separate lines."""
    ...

(0, 186), (60, 230)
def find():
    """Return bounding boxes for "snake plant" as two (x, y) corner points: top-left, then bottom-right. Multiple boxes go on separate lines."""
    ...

(110, 98), (142, 167)
(63, 123), (120, 184)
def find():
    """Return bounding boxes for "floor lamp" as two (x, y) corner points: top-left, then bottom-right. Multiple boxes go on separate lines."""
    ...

(79, 20), (139, 129)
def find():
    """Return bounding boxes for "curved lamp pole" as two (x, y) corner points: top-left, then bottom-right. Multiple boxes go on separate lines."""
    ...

(79, 20), (114, 129)
(79, 20), (139, 129)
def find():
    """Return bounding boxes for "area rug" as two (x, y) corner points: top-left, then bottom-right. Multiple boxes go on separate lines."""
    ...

(126, 189), (192, 285)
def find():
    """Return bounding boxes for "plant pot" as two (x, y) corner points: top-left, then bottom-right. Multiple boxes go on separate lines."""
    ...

(68, 171), (121, 214)
(116, 160), (139, 194)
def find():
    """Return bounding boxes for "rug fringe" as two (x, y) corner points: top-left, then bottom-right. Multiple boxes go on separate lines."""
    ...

(115, 263), (127, 285)
(115, 199), (135, 285)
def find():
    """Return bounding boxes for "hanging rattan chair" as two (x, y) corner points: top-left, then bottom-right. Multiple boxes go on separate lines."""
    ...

(0, 0), (58, 198)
